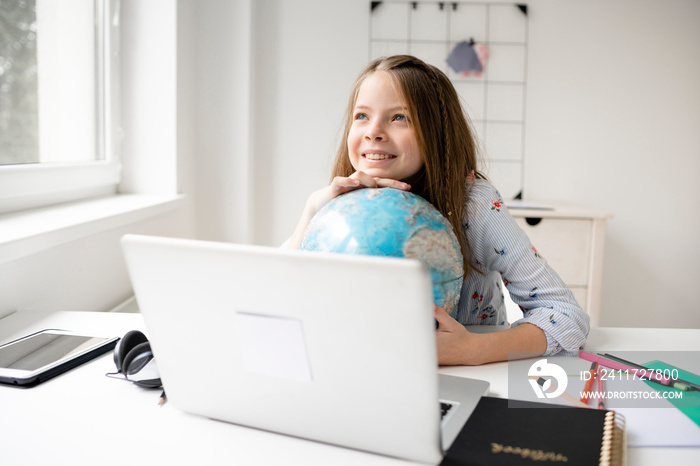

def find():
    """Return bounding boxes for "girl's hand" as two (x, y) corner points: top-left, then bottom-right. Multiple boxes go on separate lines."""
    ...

(287, 171), (410, 249)
(306, 171), (410, 214)
(434, 304), (480, 366)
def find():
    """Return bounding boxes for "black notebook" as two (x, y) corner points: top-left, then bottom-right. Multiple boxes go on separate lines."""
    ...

(440, 397), (626, 466)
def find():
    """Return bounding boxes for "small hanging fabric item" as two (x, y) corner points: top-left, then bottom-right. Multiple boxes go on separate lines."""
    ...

(446, 39), (488, 77)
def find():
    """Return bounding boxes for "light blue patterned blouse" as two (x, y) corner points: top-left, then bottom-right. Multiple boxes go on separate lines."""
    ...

(455, 178), (590, 356)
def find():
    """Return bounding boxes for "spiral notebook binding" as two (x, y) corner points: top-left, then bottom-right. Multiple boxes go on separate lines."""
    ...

(599, 411), (627, 466)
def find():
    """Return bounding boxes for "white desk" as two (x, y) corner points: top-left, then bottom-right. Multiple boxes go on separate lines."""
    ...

(1, 311), (699, 465)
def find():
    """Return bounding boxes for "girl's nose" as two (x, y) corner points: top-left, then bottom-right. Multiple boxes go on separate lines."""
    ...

(364, 121), (386, 141)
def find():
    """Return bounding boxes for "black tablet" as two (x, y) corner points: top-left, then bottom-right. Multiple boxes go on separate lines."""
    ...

(0, 329), (119, 387)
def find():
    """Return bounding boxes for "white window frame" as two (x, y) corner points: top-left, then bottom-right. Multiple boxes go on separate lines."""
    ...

(0, 0), (183, 265)
(0, 0), (121, 215)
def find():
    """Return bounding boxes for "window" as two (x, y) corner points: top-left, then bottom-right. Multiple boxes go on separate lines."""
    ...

(0, 0), (120, 214)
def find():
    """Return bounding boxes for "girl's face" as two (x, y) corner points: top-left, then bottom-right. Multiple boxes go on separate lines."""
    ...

(346, 72), (424, 181)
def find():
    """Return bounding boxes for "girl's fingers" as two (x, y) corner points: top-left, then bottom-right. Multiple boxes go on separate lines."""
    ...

(349, 171), (412, 191)
(348, 171), (378, 188)
(374, 177), (411, 191)
(434, 304), (459, 331)
(328, 171), (411, 200)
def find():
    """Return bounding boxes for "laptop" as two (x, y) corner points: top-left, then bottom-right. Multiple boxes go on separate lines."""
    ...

(121, 234), (489, 464)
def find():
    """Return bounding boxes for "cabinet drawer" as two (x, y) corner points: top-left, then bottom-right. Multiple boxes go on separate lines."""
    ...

(514, 217), (591, 286)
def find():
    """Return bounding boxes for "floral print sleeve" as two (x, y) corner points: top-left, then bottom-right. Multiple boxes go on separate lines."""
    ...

(454, 179), (590, 356)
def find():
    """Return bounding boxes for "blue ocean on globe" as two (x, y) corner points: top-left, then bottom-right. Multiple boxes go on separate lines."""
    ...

(300, 188), (464, 313)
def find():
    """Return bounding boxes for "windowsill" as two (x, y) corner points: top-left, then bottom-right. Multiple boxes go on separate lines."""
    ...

(0, 194), (186, 264)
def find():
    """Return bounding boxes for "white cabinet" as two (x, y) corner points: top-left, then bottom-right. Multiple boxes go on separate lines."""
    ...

(507, 202), (611, 327)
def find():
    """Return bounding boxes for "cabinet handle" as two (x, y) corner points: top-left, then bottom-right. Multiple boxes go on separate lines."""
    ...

(525, 217), (542, 226)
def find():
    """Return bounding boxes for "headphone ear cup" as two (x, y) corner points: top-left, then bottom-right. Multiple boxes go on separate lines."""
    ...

(114, 330), (149, 373)
(122, 341), (162, 389)
(122, 341), (153, 376)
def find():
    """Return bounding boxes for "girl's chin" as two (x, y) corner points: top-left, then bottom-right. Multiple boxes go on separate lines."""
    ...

(353, 164), (388, 178)
(362, 169), (399, 180)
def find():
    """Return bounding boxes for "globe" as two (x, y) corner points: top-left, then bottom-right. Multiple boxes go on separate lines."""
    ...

(300, 188), (464, 313)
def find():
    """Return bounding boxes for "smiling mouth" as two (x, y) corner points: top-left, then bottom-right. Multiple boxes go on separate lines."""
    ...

(363, 153), (396, 160)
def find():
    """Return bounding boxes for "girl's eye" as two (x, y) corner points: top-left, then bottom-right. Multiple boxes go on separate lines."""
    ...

(354, 112), (368, 120)
(394, 114), (408, 122)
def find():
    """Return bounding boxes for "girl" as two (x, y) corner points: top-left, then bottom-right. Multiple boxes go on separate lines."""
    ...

(288, 55), (589, 365)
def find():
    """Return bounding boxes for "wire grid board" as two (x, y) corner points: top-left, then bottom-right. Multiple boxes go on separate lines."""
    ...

(370, 1), (528, 199)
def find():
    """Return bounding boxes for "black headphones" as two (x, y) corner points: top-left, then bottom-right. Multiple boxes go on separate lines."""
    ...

(112, 330), (162, 388)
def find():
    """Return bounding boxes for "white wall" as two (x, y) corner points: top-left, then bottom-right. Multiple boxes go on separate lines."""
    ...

(249, 0), (369, 246)
(0, 212), (192, 315)
(523, 0), (700, 328)
(190, 0), (255, 244)
(241, 0), (700, 328)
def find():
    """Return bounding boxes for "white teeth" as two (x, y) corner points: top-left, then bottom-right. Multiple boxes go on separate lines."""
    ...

(364, 153), (393, 160)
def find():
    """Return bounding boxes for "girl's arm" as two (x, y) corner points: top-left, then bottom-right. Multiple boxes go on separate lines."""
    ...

(434, 305), (546, 365)
(453, 180), (589, 363)
(286, 171), (411, 249)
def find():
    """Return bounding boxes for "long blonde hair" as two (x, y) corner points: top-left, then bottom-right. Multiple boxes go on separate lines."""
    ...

(331, 55), (484, 277)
